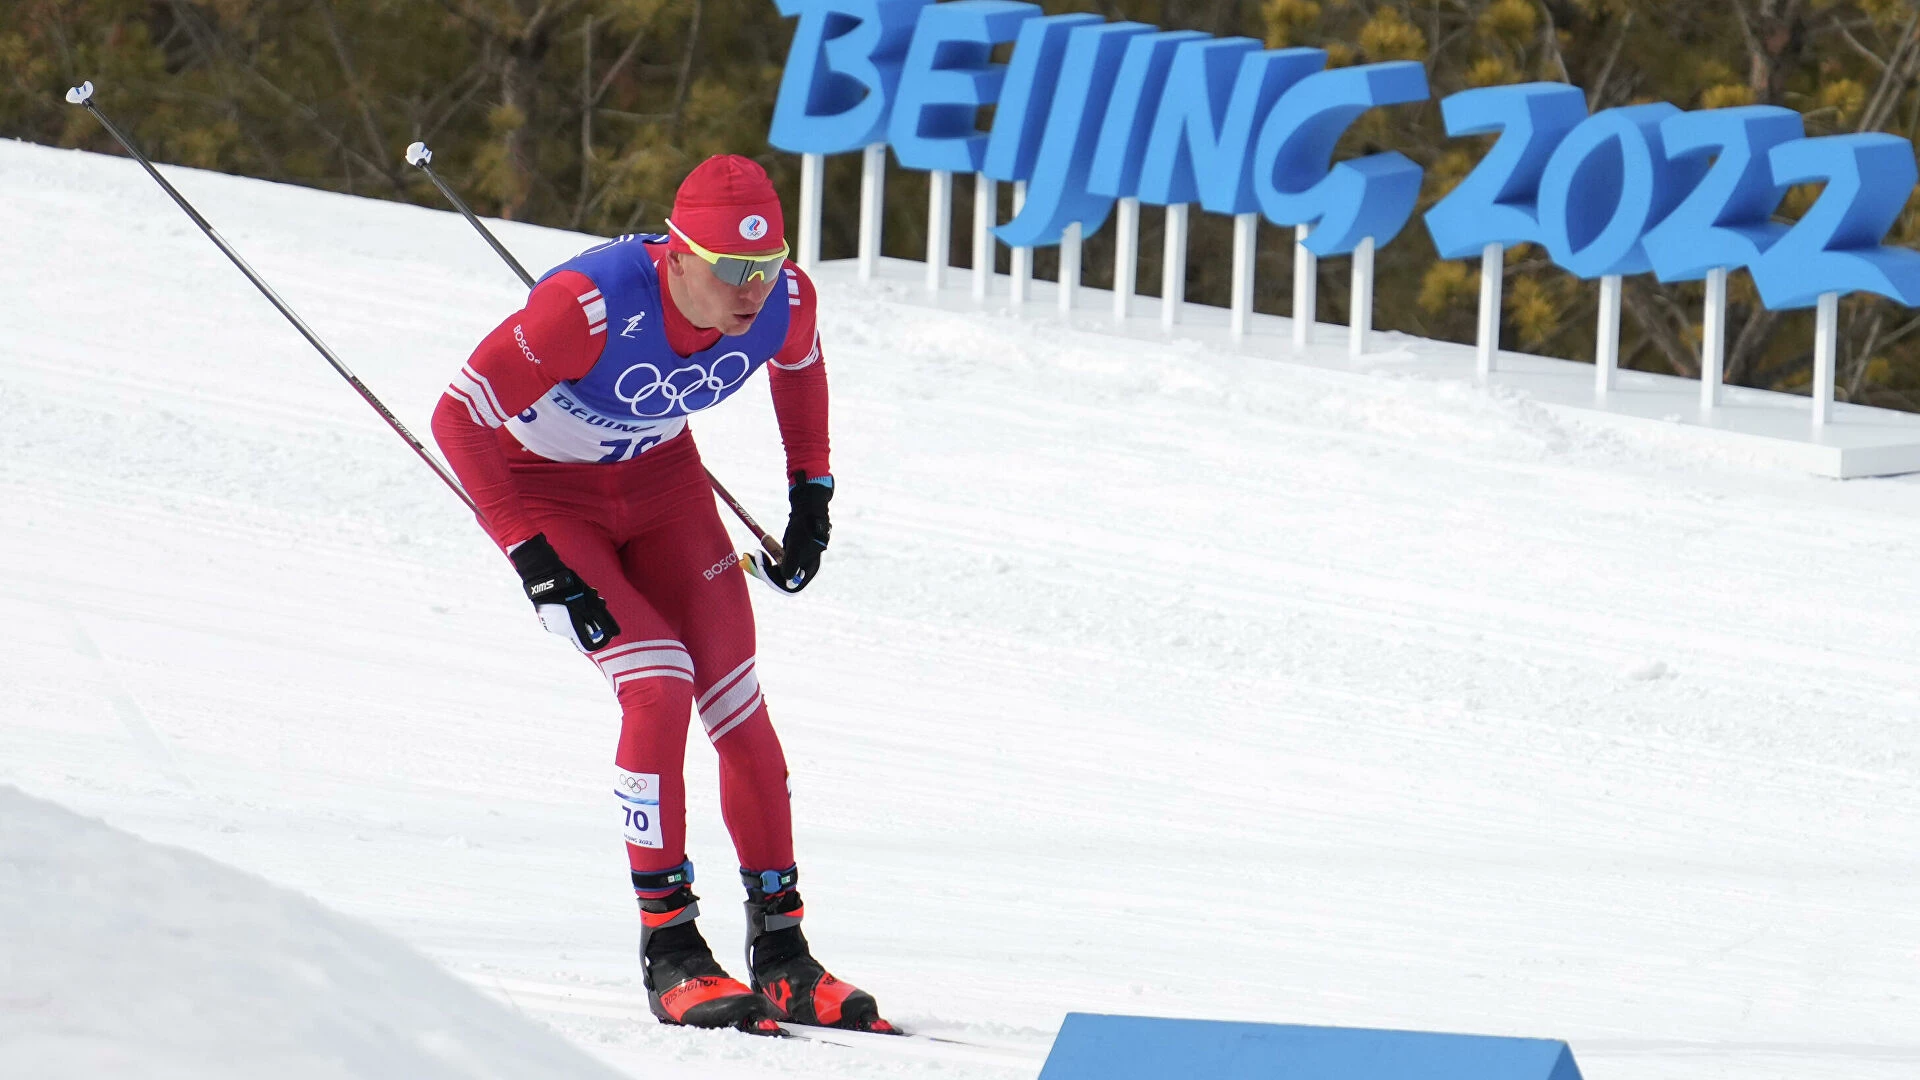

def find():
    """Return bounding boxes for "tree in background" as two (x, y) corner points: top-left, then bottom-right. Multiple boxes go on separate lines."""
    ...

(3, 0), (792, 233)
(6, 1), (1920, 409)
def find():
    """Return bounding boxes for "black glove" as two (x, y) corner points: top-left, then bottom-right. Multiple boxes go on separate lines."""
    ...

(508, 533), (621, 652)
(767, 472), (832, 593)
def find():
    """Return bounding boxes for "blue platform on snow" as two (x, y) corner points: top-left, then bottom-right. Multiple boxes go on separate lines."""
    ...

(1037, 1013), (1585, 1080)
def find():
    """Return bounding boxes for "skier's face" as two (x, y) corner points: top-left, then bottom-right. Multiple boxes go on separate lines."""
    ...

(667, 249), (782, 336)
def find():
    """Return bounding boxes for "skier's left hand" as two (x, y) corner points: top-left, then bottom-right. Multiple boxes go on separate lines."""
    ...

(765, 472), (832, 593)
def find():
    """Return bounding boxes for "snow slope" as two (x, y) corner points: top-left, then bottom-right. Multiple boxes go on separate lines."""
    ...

(0, 785), (632, 1080)
(2, 137), (1917, 1079)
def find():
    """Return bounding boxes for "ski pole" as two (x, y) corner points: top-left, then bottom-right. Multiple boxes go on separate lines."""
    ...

(65, 81), (476, 514)
(404, 141), (784, 564)
(703, 473), (784, 564)
(404, 141), (537, 288)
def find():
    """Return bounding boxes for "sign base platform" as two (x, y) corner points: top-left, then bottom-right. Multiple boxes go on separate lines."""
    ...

(820, 256), (1920, 479)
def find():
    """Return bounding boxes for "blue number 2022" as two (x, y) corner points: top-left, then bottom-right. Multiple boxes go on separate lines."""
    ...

(1424, 82), (1586, 259)
(1751, 133), (1920, 309)
(1428, 83), (1920, 308)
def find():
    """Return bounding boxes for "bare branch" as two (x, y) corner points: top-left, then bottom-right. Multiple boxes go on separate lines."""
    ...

(1622, 278), (1699, 377)
(1875, 310), (1920, 350)
(1734, 0), (1808, 105)
(1536, 1), (1573, 83)
(593, 15), (657, 105)
(1830, 16), (1888, 71)
(1856, 11), (1920, 133)
(318, 0), (403, 193)
(163, 0), (392, 188)
(574, 14), (595, 229)
(431, 0), (507, 41)
(1586, 11), (1636, 111)
(1726, 304), (1783, 386)
(1728, 0), (1765, 60)
(669, 0), (705, 137)
(1843, 309), (1885, 399)
(422, 67), (494, 144)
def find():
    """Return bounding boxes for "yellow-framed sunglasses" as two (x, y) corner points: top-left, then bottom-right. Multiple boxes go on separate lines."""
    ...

(665, 217), (789, 286)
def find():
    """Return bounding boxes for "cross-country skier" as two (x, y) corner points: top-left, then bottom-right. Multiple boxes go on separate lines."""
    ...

(431, 155), (889, 1035)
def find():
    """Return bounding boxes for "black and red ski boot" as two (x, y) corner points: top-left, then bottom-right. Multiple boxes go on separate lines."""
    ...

(741, 866), (897, 1034)
(636, 868), (784, 1034)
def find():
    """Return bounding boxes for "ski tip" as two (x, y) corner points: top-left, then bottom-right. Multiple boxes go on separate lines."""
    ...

(405, 141), (432, 167)
(740, 1017), (791, 1038)
(65, 81), (94, 106)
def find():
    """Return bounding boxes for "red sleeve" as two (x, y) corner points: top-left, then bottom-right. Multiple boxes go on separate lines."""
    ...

(767, 263), (831, 482)
(431, 270), (605, 548)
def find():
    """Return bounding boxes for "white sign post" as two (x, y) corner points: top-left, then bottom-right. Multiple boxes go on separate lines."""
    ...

(1700, 266), (1728, 412)
(1162, 203), (1188, 330)
(1349, 236), (1375, 358)
(857, 143), (885, 283)
(1476, 242), (1502, 378)
(925, 169), (951, 293)
(1292, 224), (1316, 348)
(797, 152), (824, 273)
(1113, 196), (1139, 322)
(1230, 212), (1256, 339)
(1059, 220), (1081, 313)
(972, 173), (995, 302)
(1595, 273), (1622, 396)
(1010, 181), (1031, 307)
(1812, 290), (1839, 430)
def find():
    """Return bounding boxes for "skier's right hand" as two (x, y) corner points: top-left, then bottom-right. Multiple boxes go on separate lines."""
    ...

(508, 533), (621, 652)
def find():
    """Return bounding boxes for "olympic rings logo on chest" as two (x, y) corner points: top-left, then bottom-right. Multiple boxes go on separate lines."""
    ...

(612, 350), (752, 417)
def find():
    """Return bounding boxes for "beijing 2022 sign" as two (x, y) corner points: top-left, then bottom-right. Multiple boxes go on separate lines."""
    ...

(769, 0), (1920, 312)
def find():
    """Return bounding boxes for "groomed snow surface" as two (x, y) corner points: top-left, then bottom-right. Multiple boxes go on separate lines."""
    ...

(2, 138), (1916, 1079)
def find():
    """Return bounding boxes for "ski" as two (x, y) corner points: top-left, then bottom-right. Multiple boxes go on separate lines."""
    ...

(779, 1022), (985, 1048)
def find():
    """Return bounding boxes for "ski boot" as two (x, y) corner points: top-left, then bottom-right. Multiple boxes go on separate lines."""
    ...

(742, 866), (897, 1034)
(636, 865), (784, 1034)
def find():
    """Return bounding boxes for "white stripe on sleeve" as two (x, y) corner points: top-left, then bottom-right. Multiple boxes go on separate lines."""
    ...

(462, 364), (509, 424)
(446, 387), (486, 427)
(769, 333), (821, 372)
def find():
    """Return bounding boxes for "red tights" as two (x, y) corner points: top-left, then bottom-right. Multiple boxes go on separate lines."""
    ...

(506, 432), (794, 876)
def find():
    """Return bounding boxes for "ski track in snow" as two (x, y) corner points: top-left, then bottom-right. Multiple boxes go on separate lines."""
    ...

(2, 139), (1918, 1078)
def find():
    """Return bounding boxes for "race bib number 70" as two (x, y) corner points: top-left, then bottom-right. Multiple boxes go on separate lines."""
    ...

(615, 768), (663, 849)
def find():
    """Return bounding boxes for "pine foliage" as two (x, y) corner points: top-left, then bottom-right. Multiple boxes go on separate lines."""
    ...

(8, 1), (1920, 408)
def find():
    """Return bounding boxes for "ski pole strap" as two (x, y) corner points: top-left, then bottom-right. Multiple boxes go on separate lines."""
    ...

(632, 860), (695, 898)
(741, 865), (798, 898)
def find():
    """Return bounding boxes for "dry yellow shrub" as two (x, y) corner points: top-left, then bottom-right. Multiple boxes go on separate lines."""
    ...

(1359, 7), (1427, 62)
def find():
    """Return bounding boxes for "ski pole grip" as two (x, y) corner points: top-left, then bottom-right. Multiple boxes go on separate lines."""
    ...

(405, 141), (433, 168)
(66, 81), (95, 106)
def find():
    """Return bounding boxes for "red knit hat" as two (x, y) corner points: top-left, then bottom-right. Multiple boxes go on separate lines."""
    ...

(668, 155), (785, 255)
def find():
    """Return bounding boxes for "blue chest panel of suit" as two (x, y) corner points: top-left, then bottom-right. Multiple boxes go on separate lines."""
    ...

(543, 234), (790, 421)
